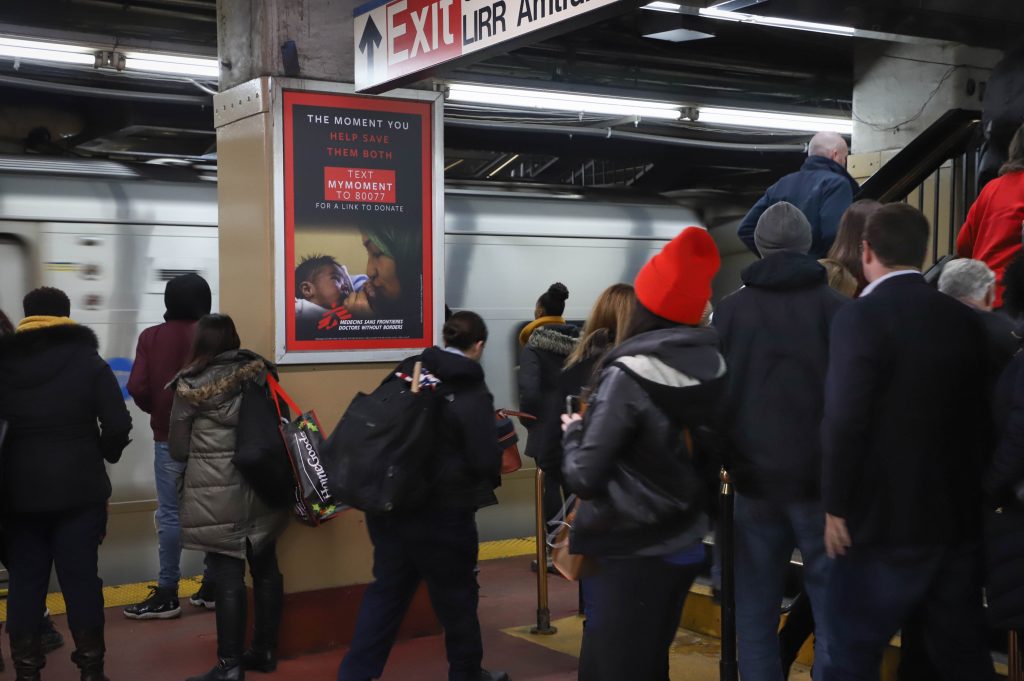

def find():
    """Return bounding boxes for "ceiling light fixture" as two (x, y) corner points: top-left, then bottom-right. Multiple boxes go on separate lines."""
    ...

(446, 83), (682, 120)
(123, 51), (219, 78)
(0, 36), (95, 66)
(0, 35), (218, 78)
(447, 83), (852, 134)
(696, 106), (853, 134)
(642, 3), (855, 36)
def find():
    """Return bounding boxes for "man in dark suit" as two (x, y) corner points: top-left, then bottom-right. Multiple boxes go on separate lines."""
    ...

(821, 204), (994, 681)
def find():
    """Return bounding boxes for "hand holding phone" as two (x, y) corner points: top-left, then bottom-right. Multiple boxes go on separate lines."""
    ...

(562, 395), (583, 432)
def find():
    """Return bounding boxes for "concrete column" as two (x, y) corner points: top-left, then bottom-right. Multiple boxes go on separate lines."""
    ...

(218, 0), (354, 90)
(849, 40), (1002, 178)
(214, 2), (438, 656)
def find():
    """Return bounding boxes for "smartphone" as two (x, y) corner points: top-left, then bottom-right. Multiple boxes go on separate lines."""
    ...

(565, 394), (581, 416)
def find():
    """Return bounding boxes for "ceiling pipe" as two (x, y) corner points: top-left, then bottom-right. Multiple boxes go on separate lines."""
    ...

(0, 73), (211, 104)
(445, 118), (808, 153)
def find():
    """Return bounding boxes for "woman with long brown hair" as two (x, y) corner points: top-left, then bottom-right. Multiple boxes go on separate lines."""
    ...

(170, 314), (288, 681)
(826, 199), (882, 296)
(957, 122), (1024, 308)
(563, 283), (635, 378)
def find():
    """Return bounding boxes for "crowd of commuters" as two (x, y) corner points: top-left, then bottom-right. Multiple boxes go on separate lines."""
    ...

(2, 122), (1024, 681)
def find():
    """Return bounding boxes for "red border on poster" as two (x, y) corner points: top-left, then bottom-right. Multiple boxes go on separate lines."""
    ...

(282, 90), (434, 353)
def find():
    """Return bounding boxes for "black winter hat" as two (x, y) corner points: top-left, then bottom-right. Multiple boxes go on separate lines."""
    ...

(164, 273), (212, 322)
(23, 287), (71, 318)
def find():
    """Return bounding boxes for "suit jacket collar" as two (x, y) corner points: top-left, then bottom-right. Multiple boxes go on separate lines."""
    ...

(860, 270), (922, 297)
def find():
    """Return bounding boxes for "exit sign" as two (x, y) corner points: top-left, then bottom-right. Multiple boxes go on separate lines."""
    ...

(354, 0), (637, 93)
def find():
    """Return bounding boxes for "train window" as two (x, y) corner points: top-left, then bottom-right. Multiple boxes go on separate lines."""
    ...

(0, 237), (29, 318)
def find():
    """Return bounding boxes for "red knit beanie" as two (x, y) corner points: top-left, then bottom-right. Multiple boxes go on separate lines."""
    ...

(634, 227), (720, 325)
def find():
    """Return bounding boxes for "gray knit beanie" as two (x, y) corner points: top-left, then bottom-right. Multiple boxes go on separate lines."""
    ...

(754, 201), (813, 258)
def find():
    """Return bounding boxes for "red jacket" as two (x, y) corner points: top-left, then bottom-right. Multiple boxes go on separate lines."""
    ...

(126, 320), (196, 441)
(956, 170), (1024, 308)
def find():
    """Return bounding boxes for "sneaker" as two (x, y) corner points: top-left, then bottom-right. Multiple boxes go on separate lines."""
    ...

(39, 614), (64, 654)
(480, 671), (511, 681)
(122, 586), (181, 620)
(189, 580), (216, 610)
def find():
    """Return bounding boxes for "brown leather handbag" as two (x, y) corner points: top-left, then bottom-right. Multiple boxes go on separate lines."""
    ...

(548, 495), (593, 581)
(495, 409), (534, 474)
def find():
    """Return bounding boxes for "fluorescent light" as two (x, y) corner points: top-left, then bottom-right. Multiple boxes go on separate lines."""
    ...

(123, 52), (219, 78)
(0, 36), (218, 78)
(0, 36), (95, 66)
(642, 3), (855, 36)
(447, 83), (681, 120)
(697, 106), (853, 134)
(643, 1), (682, 11)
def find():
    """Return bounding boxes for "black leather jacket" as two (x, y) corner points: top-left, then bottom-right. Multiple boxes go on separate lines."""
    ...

(562, 326), (726, 558)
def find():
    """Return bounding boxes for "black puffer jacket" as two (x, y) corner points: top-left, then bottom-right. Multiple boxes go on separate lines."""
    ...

(518, 324), (579, 471)
(0, 324), (131, 513)
(562, 327), (726, 557)
(713, 252), (847, 501)
(394, 346), (501, 509)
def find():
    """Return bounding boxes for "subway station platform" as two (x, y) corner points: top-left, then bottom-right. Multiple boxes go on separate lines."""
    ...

(13, 536), (1014, 681)
(18, 539), (813, 681)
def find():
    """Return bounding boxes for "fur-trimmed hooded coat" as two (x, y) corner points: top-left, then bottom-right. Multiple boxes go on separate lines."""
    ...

(169, 349), (289, 559)
(0, 323), (131, 513)
(518, 324), (580, 472)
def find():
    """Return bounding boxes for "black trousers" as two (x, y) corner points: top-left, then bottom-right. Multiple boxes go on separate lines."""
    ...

(338, 507), (483, 681)
(579, 555), (700, 681)
(5, 504), (107, 637)
(823, 543), (994, 681)
(204, 540), (281, 594)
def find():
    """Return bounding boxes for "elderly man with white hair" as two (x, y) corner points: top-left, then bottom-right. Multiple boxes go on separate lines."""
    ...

(738, 131), (859, 258)
(939, 258), (1017, 373)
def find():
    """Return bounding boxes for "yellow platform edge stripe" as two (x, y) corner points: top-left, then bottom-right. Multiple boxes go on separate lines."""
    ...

(0, 537), (538, 619)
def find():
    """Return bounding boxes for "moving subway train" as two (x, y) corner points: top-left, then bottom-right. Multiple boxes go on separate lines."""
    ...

(0, 155), (753, 586)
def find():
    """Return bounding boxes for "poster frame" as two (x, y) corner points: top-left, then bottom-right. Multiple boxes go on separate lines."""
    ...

(271, 78), (444, 365)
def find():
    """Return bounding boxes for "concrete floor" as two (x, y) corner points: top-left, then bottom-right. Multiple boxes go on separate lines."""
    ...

(28, 556), (803, 681)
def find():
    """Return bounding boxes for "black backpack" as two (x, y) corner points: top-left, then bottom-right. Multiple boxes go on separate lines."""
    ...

(325, 374), (444, 513)
(233, 377), (297, 508)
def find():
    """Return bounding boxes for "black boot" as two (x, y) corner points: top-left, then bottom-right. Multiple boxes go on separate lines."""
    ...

(71, 626), (108, 681)
(186, 586), (246, 681)
(241, 574), (282, 673)
(9, 634), (44, 681)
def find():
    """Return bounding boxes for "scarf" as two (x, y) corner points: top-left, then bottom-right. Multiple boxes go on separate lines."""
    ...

(16, 316), (77, 333)
(518, 315), (565, 347)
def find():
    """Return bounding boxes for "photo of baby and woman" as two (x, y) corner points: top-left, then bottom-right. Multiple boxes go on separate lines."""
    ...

(291, 222), (425, 342)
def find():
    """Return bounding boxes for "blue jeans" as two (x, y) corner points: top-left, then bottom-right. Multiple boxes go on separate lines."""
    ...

(823, 544), (993, 681)
(154, 441), (187, 590)
(338, 508), (483, 681)
(734, 493), (831, 681)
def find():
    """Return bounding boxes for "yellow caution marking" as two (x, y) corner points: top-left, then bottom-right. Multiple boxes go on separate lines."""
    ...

(478, 537), (536, 561)
(0, 538), (536, 619)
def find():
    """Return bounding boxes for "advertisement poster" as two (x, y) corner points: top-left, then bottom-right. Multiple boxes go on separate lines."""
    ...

(281, 89), (436, 360)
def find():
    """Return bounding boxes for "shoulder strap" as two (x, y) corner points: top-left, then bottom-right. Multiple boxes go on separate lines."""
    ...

(265, 373), (301, 419)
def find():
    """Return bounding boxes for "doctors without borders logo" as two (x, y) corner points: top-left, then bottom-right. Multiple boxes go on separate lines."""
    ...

(324, 167), (397, 204)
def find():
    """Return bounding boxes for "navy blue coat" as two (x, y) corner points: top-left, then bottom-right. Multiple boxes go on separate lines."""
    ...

(737, 156), (859, 258)
(822, 273), (989, 546)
